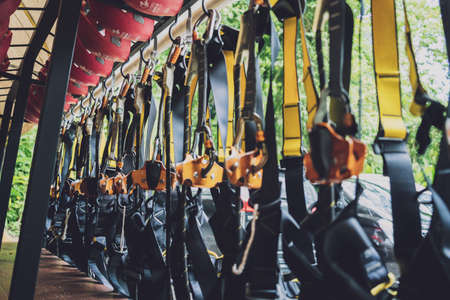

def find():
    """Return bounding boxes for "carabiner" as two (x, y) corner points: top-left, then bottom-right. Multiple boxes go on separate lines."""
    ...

(193, 9), (221, 44)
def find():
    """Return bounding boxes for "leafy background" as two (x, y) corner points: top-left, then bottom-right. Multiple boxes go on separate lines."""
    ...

(6, 0), (449, 236)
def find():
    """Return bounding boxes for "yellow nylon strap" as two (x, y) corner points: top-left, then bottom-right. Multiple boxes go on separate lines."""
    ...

(187, 76), (198, 153)
(161, 90), (175, 162)
(170, 112), (175, 162)
(98, 126), (106, 168)
(59, 145), (65, 179)
(283, 17), (302, 157)
(372, 0), (407, 139)
(240, 65), (247, 151)
(218, 50), (235, 162)
(69, 136), (77, 178)
(299, 10), (319, 131)
(402, 0), (427, 117)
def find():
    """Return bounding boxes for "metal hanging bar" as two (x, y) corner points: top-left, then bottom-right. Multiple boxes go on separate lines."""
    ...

(17, 7), (46, 11)
(9, 0), (82, 298)
(9, 43), (31, 47)
(8, 27), (37, 31)
(68, 0), (231, 117)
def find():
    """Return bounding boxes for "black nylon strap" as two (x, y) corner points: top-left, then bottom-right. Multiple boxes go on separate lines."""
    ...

(100, 111), (113, 173)
(328, 0), (346, 96)
(172, 59), (188, 164)
(61, 124), (76, 185)
(208, 45), (229, 156)
(186, 193), (219, 300)
(342, 3), (354, 93)
(89, 128), (97, 177)
(374, 139), (422, 267)
(434, 0), (450, 204)
(244, 8), (281, 297)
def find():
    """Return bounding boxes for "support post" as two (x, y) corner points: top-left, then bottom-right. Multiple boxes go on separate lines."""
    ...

(8, 0), (82, 298)
(0, 0), (59, 247)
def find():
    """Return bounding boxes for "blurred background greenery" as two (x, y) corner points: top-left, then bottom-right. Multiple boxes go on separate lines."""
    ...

(6, 0), (449, 236)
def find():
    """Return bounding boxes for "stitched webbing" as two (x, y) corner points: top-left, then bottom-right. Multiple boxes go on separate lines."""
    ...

(372, 0), (407, 139)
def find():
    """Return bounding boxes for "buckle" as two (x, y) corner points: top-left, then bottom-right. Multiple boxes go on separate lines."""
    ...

(304, 123), (366, 184)
(280, 156), (303, 170)
(271, 0), (306, 20)
(372, 137), (407, 155)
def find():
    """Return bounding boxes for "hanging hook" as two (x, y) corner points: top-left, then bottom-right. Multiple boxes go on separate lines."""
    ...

(140, 46), (149, 65)
(153, 35), (158, 53)
(120, 62), (129, 80)
(169, 14), (179, 43)
(102, 79), (108, 92)
(202, 0), (211, 16)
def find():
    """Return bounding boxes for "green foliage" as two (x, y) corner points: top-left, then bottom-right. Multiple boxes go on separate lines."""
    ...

(6, 128), (37, 236)
(218, 0), (449, 183)
(6, 0), (449, 235)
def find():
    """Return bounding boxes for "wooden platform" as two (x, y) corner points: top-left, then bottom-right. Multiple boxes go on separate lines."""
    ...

(0, 243), (127, 299)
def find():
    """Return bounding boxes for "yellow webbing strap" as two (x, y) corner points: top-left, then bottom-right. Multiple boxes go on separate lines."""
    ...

(283, 17), (302, 157)
(218, 50), (235, 162)
(69, 135), (76, 176)
(402, 0), (427, 117)
(161, 90), (175, 162)
(99, 125), (107, 168)
(187, 75), (198, 153)
(240, 65), (247, 151)
(372, 0), (407, 139)
(59, 145), (66, 179)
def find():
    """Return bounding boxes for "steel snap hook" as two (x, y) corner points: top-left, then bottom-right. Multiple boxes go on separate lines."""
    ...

(169, 14), (179, 43)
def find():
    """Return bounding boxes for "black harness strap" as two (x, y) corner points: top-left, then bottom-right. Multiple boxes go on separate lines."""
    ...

(371, 0), (422, 270)
(61, 123), (76, 186)
(434, 0), (450, 204)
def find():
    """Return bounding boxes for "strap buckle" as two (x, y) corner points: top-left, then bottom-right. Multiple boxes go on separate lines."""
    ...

(372, 137), (407, 155)
(271, 0), (306, 20)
